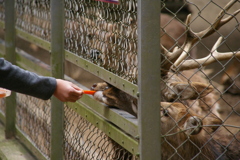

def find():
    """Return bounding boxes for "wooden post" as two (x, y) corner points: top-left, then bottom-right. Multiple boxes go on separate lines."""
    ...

(50, 0), (65, 159)
(137, 0), (161, 159)
(5, 0), (17, 139)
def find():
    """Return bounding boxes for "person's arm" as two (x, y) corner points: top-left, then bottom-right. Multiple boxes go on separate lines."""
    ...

(0, 58), (83, 102)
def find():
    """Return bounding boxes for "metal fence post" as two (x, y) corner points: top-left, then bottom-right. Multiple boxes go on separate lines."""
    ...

(50, 0), (65, 159)
(137, 0), (161, 159)
(4, 0), (17, 139)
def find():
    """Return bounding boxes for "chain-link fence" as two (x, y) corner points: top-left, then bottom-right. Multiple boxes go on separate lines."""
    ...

(64, 105), (135, 160)
(16, 94), (51, 157)
(0, 0), (240, 159)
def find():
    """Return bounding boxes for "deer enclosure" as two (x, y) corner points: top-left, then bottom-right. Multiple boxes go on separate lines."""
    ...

(0, 0), (240, 160)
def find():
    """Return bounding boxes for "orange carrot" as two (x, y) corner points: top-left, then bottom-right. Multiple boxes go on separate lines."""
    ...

(83, 90), (96, 95)
(0, 88), (11, 98)
(0, 93), (6, 98)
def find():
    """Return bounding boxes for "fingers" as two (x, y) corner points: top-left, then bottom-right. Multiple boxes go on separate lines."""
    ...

(54, 79), (84, 102)
(71, 83), (82, 91)
(70, 83), (83, 98)
(58, 93), (82, 102)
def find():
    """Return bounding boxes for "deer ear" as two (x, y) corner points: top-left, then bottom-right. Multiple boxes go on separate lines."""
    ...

(191, 82), (214, 99)
(183, 116), (203, 135)
(171, 82), (213, 100)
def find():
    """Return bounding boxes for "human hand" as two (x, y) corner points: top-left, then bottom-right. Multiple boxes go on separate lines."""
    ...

(53, 79), (83, 102)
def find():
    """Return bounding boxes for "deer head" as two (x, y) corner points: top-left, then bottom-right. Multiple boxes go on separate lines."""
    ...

(160, 0), (240, 117)
(161, 102), (223, 159)
(160, 102), (222, 136)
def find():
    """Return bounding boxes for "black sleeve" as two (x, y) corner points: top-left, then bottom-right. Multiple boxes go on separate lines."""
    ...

(0, 58), (57, 100)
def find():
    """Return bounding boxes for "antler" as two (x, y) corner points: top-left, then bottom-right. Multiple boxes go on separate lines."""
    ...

(172, 36), (240, 71)
(161, 0), (240, 73)
(174, 0), (240, 66)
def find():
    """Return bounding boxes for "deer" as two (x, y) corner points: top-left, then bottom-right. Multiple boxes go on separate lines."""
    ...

(91, 81), (213, 118)
(90, 88), (240, 159)
(88, 2), (240, 159)
(156, 0), (240, 118)
(90, 0), (240, 119)
(160, 102), (240, 160)
(91, 82), (240, 159)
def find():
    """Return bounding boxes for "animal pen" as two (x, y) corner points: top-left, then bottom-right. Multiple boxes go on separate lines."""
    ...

(0, 0), (240, 159)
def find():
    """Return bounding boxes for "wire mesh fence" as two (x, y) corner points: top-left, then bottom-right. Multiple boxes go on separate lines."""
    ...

(0, 0), (240, 159)
(159, 1), (240, 159)
(64, 104), (136, 160)
(64, 0), (139, 83)
(16, 0), (51, 41)
(16, 94), (51, 157)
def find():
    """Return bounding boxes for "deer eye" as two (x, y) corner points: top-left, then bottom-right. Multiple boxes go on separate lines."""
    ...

(162, 109), (169, 117)
(87, 34), (94, 40)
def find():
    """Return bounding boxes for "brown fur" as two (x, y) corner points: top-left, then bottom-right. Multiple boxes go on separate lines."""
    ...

(91, 82), (137, 117)
(91, 81), (215, 118)
(161, 71), (214, 102)
(91, 82), (240, 159)
(161, 102), (223, 160)
(221, 59), (240, 95)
